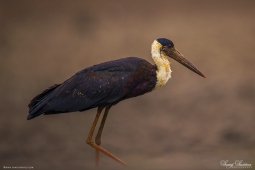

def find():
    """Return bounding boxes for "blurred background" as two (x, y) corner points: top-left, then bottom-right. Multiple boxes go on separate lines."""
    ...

(1, 0), (255, 169)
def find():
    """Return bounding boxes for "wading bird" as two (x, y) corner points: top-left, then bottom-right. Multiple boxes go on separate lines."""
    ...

(27, 38), (205, 167)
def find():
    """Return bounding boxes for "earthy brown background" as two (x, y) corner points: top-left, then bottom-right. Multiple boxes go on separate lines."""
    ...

(1, 0), (255, 170)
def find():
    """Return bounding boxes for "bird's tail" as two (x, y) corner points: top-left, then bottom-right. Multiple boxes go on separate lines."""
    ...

(27, 84), (60, 120)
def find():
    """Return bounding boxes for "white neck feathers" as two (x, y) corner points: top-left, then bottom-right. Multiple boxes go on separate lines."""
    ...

(151, 40), (172, 90)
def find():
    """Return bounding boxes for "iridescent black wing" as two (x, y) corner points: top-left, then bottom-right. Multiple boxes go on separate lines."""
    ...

(27, 57), (156, 120)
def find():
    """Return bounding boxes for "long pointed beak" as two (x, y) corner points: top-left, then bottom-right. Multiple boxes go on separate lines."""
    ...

(168, 48), (206, 78)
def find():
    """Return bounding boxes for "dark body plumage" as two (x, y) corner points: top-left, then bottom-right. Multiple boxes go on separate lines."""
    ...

(27, 57), (157, 120)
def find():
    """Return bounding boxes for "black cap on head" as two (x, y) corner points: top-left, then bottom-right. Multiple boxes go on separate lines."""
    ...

(157, 38), (174, 47)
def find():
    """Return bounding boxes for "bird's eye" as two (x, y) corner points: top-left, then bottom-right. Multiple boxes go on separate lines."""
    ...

(161, 46), (166, 51)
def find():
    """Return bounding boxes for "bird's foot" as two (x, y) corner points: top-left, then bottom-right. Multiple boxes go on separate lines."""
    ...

(86, 139), (127, 166)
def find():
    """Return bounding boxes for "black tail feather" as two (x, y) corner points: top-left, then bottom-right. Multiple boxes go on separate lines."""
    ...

(27, 84), (60, 120)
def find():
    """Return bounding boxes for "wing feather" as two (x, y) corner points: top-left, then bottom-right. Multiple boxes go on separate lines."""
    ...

(27, 57), (156, 119)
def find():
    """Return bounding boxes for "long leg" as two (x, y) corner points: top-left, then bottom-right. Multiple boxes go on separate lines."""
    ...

(87, 107), (104, 167)
(95, 106), (111, 166)
(95, 105), (111, 146)
(86, 107), (127, 167)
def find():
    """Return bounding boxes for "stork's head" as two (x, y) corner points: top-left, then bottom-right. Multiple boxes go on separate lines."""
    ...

(152, 38), (206, 78)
